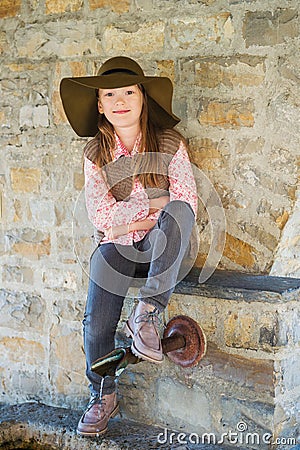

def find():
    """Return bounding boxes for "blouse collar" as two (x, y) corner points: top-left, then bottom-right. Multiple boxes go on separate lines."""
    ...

(114, 132), (142, 160)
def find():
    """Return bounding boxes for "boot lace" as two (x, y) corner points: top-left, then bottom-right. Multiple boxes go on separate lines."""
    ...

(87, 377), (107, 418)
(135, 308), (162, 327)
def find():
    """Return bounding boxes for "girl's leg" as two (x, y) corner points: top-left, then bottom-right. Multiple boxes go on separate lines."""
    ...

(125, 200), (195, 362)
(83, 243), (136, 396)
(137, 200), (195, 310)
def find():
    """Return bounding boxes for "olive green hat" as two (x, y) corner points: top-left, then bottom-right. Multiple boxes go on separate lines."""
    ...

(59, 56), (180, 137)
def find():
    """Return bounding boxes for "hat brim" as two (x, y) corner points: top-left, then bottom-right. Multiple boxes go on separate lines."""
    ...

(60, 73), (180, 137)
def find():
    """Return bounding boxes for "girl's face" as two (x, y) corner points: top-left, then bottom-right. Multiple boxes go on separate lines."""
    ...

(97, 85), (144, 131)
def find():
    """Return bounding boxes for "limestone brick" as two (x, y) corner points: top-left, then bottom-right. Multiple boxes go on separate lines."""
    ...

(199, 99), (254, 128)
(45, 0), (83, 14)
(15, 22), (102, 59)
(195, 56), (265, 88)
(224, 312), (257, 349)
(189, 137), (227, 171)
(49, 324), (86, 395)
(52, 91), (67, 124)
(169, 13), (233, 50)
(103, 22), (165, 54)
(73, 172), (84, 190)
(156, 59), (175, 84)
(12, 235), (51, 260)
(243, 9), (299, 47)
(10, 168), (41, 193)
(275, 211), (289, 230)
(223, 233), (255, 268)
(0, 31), (7, 54)
(3, 265), (34, 285)
(157, 379), (211, 430)
(42, 268), (78, 290)
(0, 337), (45, 366)
(89, 0), (130, 13)
(0, 0), (21, 18)
(0, 289), (46, 333)
(29, 200), (56, 226)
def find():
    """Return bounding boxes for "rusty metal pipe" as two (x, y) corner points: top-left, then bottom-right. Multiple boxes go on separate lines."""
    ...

(162, 334), (186, 354)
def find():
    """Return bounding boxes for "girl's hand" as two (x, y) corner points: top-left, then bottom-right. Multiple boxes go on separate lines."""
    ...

(149, 196), (170, 214)
(105, 223), (129, 240)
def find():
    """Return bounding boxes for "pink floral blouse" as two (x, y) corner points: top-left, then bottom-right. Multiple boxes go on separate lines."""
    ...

(84, 134), (198, 245)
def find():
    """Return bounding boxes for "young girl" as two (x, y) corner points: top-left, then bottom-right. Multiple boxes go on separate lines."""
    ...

(60, 56), (198, 437)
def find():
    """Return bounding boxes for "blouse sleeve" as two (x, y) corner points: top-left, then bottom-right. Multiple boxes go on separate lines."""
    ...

(168, 141), (198, 217)
(84, 156), (150, 231)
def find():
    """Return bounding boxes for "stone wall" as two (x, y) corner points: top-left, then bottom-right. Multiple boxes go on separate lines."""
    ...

(0, 0), (299, 415)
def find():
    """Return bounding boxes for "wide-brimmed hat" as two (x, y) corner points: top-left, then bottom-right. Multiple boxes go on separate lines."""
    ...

(59, 56), (180, 137)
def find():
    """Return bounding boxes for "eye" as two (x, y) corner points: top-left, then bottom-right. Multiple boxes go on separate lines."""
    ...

(104, 92), (114, 97)
(126, 90), (134, 95)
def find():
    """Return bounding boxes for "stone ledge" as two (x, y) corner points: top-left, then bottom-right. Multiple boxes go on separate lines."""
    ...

(0, 403), (236, 450)
(134, 268), (300, 303)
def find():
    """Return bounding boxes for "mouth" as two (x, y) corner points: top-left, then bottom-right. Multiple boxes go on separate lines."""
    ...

(113, 110), (130, 114)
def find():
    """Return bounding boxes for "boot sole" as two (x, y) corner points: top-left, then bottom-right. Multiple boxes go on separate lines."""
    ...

(131, 341), (164, 364)
(76, 404), (119, 437)
(124, 320), (164, 364)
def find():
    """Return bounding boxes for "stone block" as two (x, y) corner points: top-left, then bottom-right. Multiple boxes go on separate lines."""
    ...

(32, 105), (49, 128)
(103, 22), (165, 54)
(0, 31), (7, 54)
(220, 397), (274, 450)
(277, 351), (300, 392)
(157, 378), (211, 431)
(49, 324), (86, 398)
(45, 0), (83, 14)
(199, 99), (254, 128)
(15, 22), (101, 59)
(73, 172), (84, 190)
(2, 265), (34, 285)
(242, 224), (278, 252)
(223, 233), (256, 269)
(189, 137), (229, 171)
(169, 13), (233, 50)
(156, 59), (175, 84)
(0, 289), (46, 333)
(9, 229), (51, 260)
(42, 268), (78, 291)
(201, 344), (274, 396)
(89, 0), (130, 13)
(29, 200), (56, 226)
(223, 304), (292, 352)
(243, 9), (299, 47)
(0, 337), (45, 366)
(2, 371), (48, 404)
(52, 91), (68, 124)
(195, 56), (265, 88)
(224, 312), (257, 349)
(10, 168), (41, 193)
(0, 0), (21, 18)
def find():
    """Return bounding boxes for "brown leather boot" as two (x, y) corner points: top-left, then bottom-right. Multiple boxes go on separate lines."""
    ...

(124, 301), (163, 363)
(76, 391), (119, 436)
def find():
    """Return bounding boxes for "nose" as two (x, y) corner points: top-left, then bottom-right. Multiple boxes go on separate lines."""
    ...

(115, 93), (125, 105)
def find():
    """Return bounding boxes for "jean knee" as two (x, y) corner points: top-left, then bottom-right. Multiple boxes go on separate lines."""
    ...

(163, 200), (195, 221)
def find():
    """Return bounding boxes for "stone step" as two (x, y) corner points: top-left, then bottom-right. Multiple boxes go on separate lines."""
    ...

(0, 402), (238, 450)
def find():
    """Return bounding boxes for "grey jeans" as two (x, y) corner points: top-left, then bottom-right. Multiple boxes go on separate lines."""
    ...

(83, 200), (195, 395)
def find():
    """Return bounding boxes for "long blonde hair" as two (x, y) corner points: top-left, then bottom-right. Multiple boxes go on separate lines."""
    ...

(94, 86), (163, 188)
